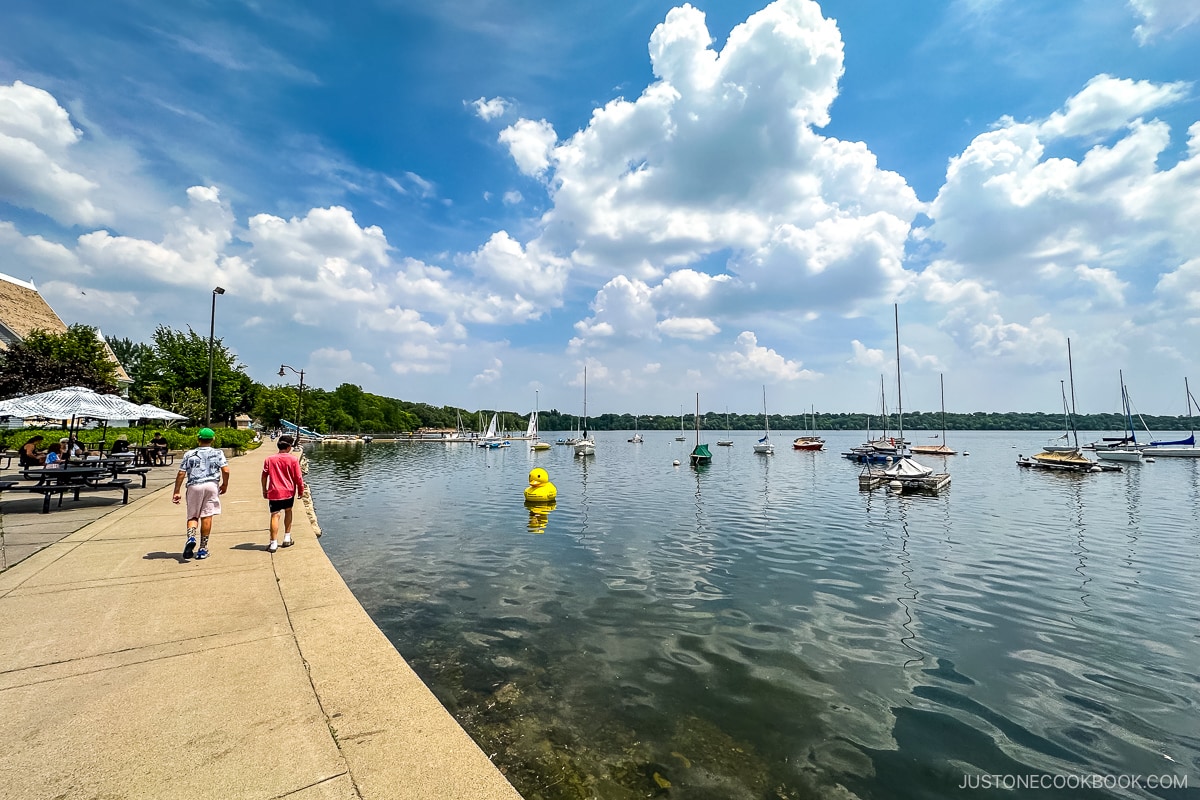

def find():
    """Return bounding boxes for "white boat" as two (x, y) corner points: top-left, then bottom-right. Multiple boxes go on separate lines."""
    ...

(628, 415), (643, 443)
(909, 375), (955, 456)
(1143, 378), (1200, 457)
(477, 412), (500, 447)
(882, 456), (933, 479)
(1094, 372), (1141, 463)
(717, 407), (733, 446)
(573, 366), (596, 457)
(530, 391), (551, 450)
(753, 386), (774, 455)
(675, 406), (686, 441)
(857, 305), (940, 485)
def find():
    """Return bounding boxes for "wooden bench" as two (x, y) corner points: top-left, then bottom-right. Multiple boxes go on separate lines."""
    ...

(27, 479), (131, 514)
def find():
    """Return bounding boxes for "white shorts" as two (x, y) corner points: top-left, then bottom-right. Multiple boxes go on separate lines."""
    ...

(185, 482), (221, 520)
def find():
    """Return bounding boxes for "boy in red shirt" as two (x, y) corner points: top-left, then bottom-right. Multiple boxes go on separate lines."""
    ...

(260, 435), (305, 553)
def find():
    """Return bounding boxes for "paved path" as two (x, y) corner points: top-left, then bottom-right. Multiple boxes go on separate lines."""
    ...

(0, 444), (523, 800)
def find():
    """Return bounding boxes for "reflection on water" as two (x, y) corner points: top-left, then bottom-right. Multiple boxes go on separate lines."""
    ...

(310, 431), (1199, 799)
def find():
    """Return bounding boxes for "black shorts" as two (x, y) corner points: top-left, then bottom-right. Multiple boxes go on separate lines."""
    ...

(268, 497), (295, 513)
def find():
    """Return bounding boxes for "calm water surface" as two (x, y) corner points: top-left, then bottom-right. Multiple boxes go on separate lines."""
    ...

(307, 431), (1199, 799)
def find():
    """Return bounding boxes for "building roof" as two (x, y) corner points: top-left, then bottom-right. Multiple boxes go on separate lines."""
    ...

(0, 272), (132, 384)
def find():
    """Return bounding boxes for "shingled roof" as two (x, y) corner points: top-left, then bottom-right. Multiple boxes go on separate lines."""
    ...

(0, 272), (132, 385)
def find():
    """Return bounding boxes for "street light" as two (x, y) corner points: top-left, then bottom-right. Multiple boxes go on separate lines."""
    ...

(206, 286), (225, 427)
(279, 364), (305, 436)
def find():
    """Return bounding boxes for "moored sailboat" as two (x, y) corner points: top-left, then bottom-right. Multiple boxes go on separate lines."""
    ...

(753, 386), (774, 455)
(717, 407), (733, 446)
(573, 366), (596, 457)
(1144, 378), (1200, 457)
(910, 374), (957, 455)
(628, 415), (643, 443)
(689, 393), (712, 466)
(792, 404), (825, 451)
(1093, 372), (1141, 463)
(530, 391), (552, 451)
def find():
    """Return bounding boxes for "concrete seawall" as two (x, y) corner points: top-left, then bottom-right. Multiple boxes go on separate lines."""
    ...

(0, 444), (523, 799)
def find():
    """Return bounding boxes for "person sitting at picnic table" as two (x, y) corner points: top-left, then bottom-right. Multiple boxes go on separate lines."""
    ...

(151, 431), (169, 464)
(61, 437), (85, 460)
(19, 435), (46, 466)
(44, 442), (63, 466)
(110, 435), (132, 455)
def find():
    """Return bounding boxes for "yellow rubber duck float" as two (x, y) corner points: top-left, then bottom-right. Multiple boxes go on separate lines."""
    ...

(523, 468), (557, 504)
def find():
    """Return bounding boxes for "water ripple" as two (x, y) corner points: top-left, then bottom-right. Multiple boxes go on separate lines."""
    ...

(311, 431), (1200, 799)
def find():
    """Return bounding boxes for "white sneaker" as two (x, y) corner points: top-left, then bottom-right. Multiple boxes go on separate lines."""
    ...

(281, 534), (293, 548)
(268, 540), (278, 553)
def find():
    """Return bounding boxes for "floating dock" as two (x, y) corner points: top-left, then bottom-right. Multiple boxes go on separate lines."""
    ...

(858, 469), (951, 494)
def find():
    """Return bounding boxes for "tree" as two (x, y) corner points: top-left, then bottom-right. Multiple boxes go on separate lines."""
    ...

(106, 336), (156, 403)
(0, 325), (119, 398)
(143, 326), (250, 423)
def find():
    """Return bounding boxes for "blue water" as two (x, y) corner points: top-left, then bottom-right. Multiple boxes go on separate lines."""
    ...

(307, 431), (1200, 799)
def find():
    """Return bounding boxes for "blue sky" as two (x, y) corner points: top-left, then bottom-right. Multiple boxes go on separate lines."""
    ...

(2, 0), (1199, 418)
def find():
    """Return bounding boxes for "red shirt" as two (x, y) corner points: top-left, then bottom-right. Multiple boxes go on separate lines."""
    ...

(262, 452), (305, 501)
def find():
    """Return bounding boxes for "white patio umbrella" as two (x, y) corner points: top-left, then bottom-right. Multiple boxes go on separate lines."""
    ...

(0, 386), (145, 421)
(133, 403), (188, 445)
(134, 403), (188, 421)
(0, 386), (147, 462)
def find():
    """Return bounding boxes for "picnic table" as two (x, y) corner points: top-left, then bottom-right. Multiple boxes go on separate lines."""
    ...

(16, 464), (133, 513)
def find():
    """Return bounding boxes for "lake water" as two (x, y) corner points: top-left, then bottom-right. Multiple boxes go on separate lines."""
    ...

(306, 430), (1199, 799)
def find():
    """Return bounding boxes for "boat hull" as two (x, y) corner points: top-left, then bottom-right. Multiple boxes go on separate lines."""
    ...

(1095, 449), (1141, 462)
(1143, 446), (1200, 457)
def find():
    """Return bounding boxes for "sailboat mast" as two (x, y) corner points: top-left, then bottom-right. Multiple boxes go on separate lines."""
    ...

(1186, 377), (1196, 431)
(1067, 338), (1079, 448)
(694, 393), (700, 445)
(763, 385), (770, 436)
(895, 303), (904, 440)
(939, 373), (947, 445)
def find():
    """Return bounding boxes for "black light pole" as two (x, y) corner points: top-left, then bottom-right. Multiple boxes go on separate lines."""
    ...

(206, 286), (226, 427)
(279, 364), (305, 435)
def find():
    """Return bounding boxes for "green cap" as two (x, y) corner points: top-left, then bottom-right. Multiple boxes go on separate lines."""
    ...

(198, 427), (216, 440)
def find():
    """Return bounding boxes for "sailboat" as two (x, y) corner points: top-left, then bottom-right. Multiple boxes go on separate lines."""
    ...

(910, 374), (956, 455)
(689, 393), (712, 466)
(530, 391), (551, 450)
(753, 386), (774, 455)
(859, 305), (945, 491)
(1093, 372), (1141, 463)
(628, 414), (643, 443)
(844, 376), (897, 462)
(1025, 339), (1113, 472)
(1143, 378), (1200, 457)
(573, 366), (596, 457)
(675, 406), (686, 441)
(717, 407), (733, 446)
(477, 411), (500, 447)
(792, 404), (825, 450)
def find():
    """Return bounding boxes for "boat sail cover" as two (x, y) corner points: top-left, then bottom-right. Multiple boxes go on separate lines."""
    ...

(882, 457), (934, 478)
(691, 444), (712, 460)
(1032, 449), (1092, 465)
(1148, 433), (1195, 447)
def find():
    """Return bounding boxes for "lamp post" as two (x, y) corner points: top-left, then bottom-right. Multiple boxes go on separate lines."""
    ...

(206, 286), (226, 427)
(279, 364), (305, 436)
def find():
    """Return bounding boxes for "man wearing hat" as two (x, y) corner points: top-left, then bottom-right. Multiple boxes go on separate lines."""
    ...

(171, 428), (230, 561)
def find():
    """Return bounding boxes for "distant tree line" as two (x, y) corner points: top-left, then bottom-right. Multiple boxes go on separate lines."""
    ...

(3, 326), (1191, 434)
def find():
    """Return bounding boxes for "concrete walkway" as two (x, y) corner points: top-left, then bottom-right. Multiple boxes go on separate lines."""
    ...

(0, 445), (523, 800)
